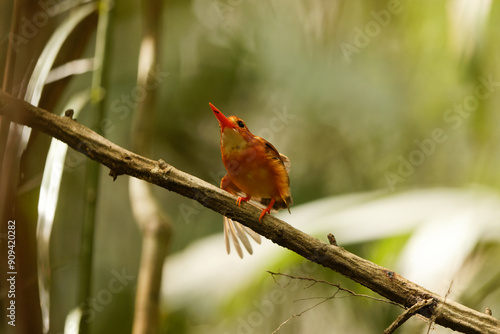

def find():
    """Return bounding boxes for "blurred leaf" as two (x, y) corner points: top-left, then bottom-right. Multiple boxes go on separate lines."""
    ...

(37, 90), (91, 333)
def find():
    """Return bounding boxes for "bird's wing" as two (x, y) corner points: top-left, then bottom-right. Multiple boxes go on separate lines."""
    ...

(257, 139), (291, 173)
(259, 139), (293, 210)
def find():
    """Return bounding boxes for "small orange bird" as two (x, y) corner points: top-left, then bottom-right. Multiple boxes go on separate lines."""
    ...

(210, 102), (292, 257)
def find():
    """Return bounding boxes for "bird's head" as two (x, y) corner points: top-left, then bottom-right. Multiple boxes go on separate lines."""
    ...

(210, 103), (250, 132)
(210, 103), (255, 150)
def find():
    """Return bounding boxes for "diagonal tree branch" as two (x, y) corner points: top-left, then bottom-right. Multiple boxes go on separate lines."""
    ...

(1, 90), (499, 334)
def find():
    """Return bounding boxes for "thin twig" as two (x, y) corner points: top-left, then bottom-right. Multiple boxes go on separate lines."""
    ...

(384, 298), (434, 334)
(271, 291), (340, 334)
(268, 271), (401, 307)
(426, 280), (454, 334)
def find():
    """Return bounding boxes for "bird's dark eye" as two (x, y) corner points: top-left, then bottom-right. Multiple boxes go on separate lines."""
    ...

(237, 120), (245, 128)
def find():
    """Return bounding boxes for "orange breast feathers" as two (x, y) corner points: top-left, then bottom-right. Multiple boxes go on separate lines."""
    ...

(221, 137), (291, 209)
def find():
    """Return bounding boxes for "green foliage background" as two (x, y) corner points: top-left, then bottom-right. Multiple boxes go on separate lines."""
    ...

(2, 0), (500, 333)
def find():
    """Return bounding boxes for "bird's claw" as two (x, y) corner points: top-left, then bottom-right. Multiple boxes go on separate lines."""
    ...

(236, 196), (251, 206)
(259, 209), (271, 222)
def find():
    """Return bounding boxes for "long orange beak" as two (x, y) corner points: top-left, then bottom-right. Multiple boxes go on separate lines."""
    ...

(210, 103), (235, 131)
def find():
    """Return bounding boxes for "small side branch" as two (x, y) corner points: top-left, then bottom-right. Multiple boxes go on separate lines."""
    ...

(384, 298), (434, 334)
(271, 292), (337, 334)
(327, 233), (337, 246)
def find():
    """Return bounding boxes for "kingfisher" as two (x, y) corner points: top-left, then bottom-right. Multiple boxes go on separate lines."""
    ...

(210, 102), (292, 257)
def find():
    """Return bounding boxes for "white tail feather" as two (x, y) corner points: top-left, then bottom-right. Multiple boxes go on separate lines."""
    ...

(223, 216), (261, 258)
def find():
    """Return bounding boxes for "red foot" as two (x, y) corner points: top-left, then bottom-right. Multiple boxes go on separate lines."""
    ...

(259, 198), (275, 222)
(236, 195), (251, 206)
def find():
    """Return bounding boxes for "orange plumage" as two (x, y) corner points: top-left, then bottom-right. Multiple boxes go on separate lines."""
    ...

(210, 102), (292, 257)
